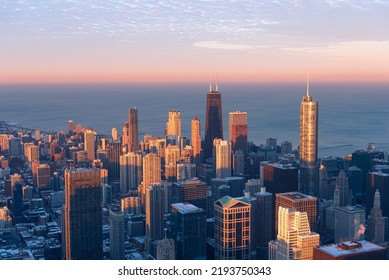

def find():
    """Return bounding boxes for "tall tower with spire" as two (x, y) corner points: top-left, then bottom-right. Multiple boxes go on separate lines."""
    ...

(366, 190), (388, 246)
(299, 78), (319, 197)
(204, 75), (223, 161)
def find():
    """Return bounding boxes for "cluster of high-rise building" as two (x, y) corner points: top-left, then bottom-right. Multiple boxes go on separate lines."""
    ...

(0, 81), (388, 260)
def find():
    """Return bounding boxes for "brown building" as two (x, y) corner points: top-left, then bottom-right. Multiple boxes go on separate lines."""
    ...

(229, 111), (248, 157)
(263, 163), (298, 194)
(275, 192), (317, 233)
(128, 108), (139, 152)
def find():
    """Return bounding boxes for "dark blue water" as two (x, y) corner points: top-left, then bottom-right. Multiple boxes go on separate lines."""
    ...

(1, 83), (389, 157)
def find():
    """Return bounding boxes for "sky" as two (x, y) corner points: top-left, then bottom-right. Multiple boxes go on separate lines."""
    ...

(1, 0), (389, 84)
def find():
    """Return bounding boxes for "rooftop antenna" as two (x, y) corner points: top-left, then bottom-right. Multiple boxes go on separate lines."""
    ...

(209, 72), (212, 92)
(216, 71), (219, 92)
(306, 74), (310, 96)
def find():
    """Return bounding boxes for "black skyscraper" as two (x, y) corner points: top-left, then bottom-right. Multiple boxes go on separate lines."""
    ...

(204, 84), (223, 161)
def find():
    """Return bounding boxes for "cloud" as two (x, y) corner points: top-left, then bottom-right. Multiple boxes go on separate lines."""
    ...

(193, 41), (255, 51)
(282, 40), (389, 59)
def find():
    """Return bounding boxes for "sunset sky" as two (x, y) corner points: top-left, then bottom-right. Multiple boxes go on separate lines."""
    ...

(1, 0), (389, 84)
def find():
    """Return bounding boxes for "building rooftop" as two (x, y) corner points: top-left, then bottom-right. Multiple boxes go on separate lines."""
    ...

(315, 240), (385, 257)
(171, 202), (204, 214)
(216, 196), (250, 208)
(335, 205), (365, 214)
(265, 162), (297, 170)
(277, 192), (316, 201)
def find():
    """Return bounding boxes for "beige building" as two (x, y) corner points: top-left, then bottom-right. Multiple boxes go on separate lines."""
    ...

(269, 206), (320, 260)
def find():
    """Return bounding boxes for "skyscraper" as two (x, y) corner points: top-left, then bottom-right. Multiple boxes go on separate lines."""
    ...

(269, 206), (320, 260)
(68, 120), (74, 135)
(214, 196), (251, 260)
(64, 168), (102, 260)
(334, 205), (365, 243)
(142, 153), (161, 189)
(299, 80), (319, 197)
(111, 128), (118, 141)
(108, 141), (121, 181)
(191, 116), (201, 165)
(204, 82), (223, 161)
(109, 207), (125, 260)
(366, 190), (387, 246)
(215, 140), (231, 179)
(120, 152), (142, 193)
(229, 111), (248, 157)
(128, 108), (139, 152)
(171, 203), (206, 260)
(84, 129), (96, 161)
(166, 109), (181, 137)
(172, 178), (207, 210)
(254, 187), (274, 259)
(145, 184), (165, 252)
(275, 192), (317, 233)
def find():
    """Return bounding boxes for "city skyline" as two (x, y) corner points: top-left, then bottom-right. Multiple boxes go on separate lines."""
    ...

(1, 1), (389, 84)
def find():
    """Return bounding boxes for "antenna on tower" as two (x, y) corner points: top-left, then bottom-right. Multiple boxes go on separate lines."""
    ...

(209, 72), (212, 92)
(306, 74), (310, 96)
(216, 71), (219, 91)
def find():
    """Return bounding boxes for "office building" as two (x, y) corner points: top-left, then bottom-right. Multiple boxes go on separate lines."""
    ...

(232, 149), (245, 176)
(142, 153), (161, 189)
(334, 205), (365, 243)
(68, 120), (74, 135)
(366, 190), (388, 246)
(145, 184), (165, 252)
(263, 163), (298, 194)
(172, 178), (207, 210)
(108, 141), (121, 181)
(204, 82), (223, 161)
(229, 111), (248, 157)
(64, 168), (102, 260)
(269, 207), (320, 260)
(109, 208), (125, 260)
(275, 192), (317, 233)
(214, 196), (251, 260)
(254, 187), (274, 259)
(367, 171), (389, 217)
(156, 234), (176, 260)
(84, 129), (95, 161)
(171, 203), (206, 260)
(0, 206), (12, 230)
(299, 80), (319, 197)
(128, 108), (139, 152)
(120, 152), (142, 193)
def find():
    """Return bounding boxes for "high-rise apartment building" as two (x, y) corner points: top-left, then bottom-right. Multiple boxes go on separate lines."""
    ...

(229, 111), (248, 157)
(204, 83), (223, 161)
(299, 81), (319, 197)
(215, 140), (231, 179)
(166, 109), (181, 137)
(64, 168), (102, 260)
(142, 153), (161, 189)
(128, 108), (139, 152)
(214, 196), (251, 260)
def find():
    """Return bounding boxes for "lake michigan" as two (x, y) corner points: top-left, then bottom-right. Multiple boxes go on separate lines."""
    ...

(1, 82), (389, 157)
